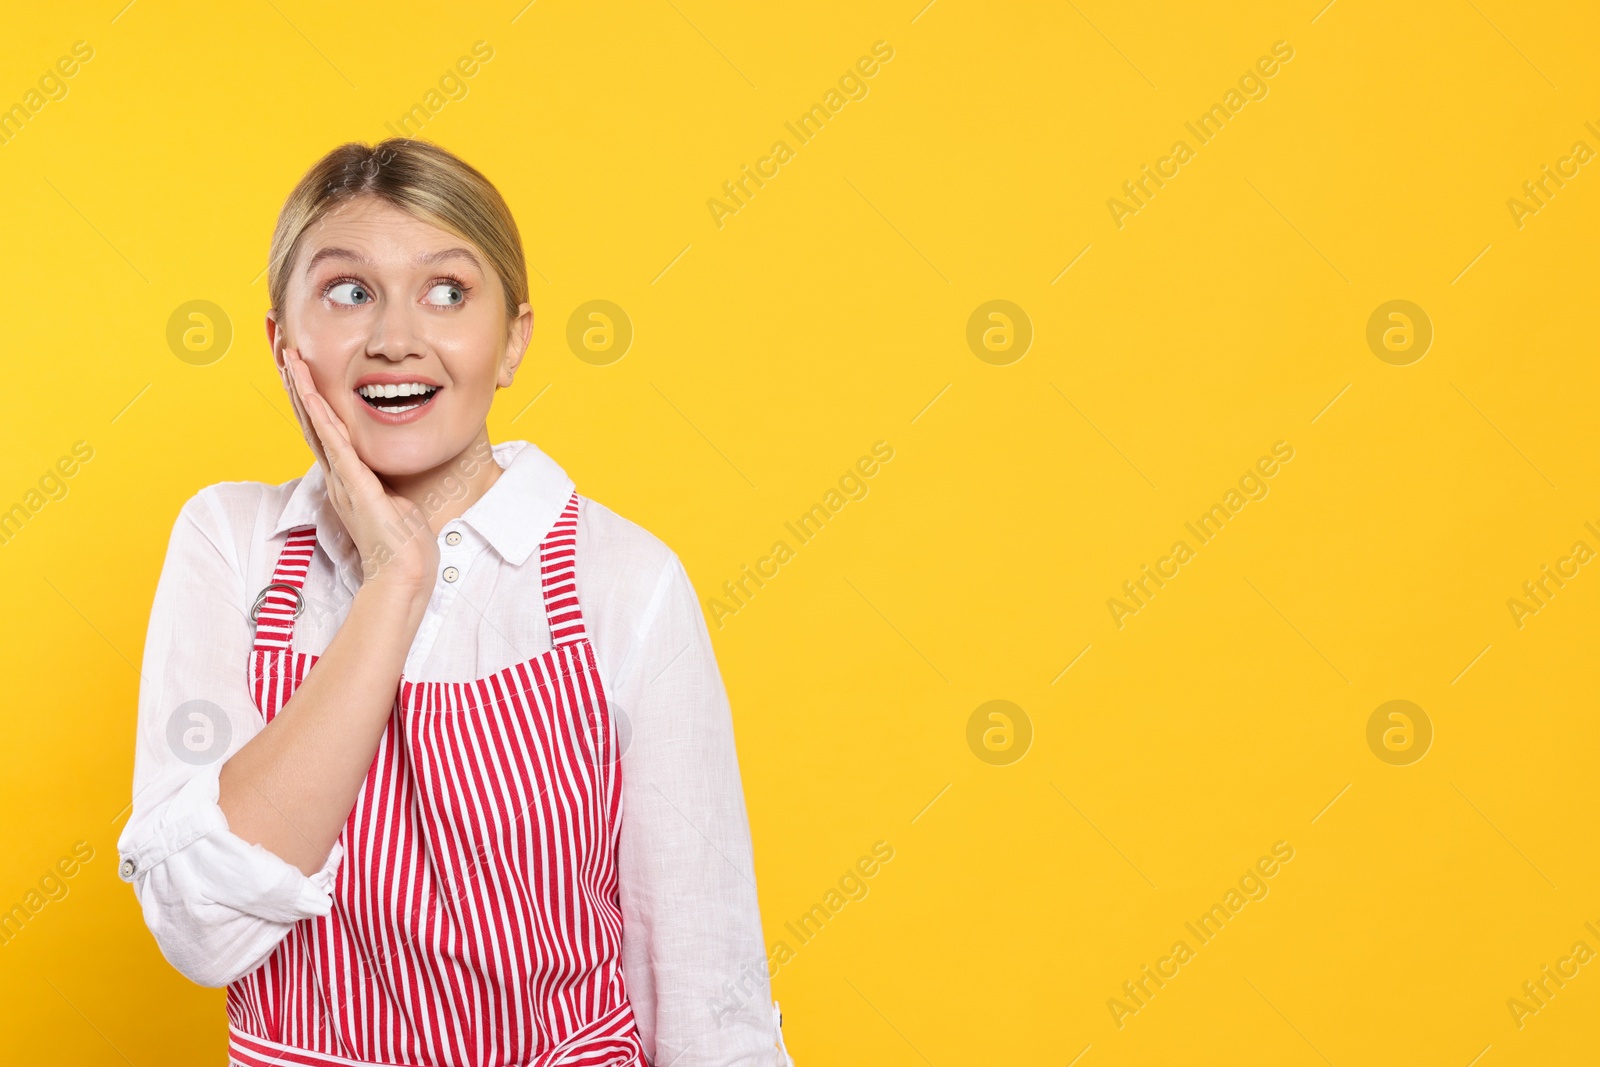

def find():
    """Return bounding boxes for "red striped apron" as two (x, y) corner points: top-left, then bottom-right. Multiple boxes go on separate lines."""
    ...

(227, 491), (646, 1067)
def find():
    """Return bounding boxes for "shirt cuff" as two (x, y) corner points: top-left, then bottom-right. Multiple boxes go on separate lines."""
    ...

(773, 999), (795, 1066)
(118, 768), (342, 923)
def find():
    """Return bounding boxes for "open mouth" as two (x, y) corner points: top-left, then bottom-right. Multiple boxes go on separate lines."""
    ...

(356, 382), (441, 414)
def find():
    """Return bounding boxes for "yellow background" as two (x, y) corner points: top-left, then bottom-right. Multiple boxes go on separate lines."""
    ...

(3, 0), (1598, 1063)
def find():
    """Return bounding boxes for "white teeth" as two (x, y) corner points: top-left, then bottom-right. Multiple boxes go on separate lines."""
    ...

(358, 382), (438, 399)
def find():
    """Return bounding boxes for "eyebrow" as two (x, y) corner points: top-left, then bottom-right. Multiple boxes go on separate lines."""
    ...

(302, 245), (484, 275)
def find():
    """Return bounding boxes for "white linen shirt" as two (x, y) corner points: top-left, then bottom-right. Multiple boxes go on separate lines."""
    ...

(115, 438), (793, 1067)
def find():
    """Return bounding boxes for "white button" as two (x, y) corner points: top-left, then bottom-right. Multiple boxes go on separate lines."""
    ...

(119, 857), (137, 879)
(443, 566), (459, 583)
(445, 531), (462, 546)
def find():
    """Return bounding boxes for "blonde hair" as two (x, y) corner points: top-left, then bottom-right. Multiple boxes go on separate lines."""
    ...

(267, 138), (527, 334)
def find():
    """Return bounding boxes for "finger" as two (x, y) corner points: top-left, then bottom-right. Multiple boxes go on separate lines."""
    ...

(289, 366), (356, 521)
(288, 355), (336, 453)
(289, 353), (353, 452)
(313, 390), (354, 448)
(279, 358), (306, 438)
(323, 465), (352, 520)
(292, 361), (343, 467)
(283, 354), (378, 554)
(290, 357), (350, 483)
(283, 350), (330, 471)
(292, 359), (383, 508)
(285, 373), (328, 475)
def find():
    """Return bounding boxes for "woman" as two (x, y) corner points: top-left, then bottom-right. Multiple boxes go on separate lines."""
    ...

(117, 139), (793, 1067)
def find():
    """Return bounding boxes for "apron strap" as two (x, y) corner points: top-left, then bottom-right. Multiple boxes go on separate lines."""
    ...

(250, 525), (317, 653)
(538, 491), (588, 647)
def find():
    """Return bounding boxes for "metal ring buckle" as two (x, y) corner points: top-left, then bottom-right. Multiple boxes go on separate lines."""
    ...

(250, 582), (305, 624)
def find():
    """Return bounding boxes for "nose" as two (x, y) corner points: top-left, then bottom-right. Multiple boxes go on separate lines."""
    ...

(366, 297), (426, 362)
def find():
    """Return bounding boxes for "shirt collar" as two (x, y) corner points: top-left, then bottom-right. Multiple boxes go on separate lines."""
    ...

(457, 439), (577, 565)
(270, 439), (576, 568)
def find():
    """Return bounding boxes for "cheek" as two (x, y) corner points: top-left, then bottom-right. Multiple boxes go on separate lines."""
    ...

(293, 305), (364, 365)
(295, 342), (360, 410)
(434, 320), (507, 393)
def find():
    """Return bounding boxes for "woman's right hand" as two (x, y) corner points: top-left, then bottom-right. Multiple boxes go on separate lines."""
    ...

(280, 347), (440, 595)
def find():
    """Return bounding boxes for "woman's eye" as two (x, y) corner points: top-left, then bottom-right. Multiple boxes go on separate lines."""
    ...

(425, 282), (465, 306)
(326, 282), (371, 305)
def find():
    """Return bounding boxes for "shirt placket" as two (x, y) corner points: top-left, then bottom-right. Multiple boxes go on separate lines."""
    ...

(404, 521), (486, 678)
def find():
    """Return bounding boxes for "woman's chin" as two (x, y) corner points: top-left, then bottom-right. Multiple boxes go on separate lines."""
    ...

(355, 438), (458, 481)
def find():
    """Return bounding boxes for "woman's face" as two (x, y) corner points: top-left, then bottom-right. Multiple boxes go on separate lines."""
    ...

(267, 195), (532, 478)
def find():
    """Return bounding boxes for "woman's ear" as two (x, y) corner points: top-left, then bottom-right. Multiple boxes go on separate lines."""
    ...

(498, 302), (534, 388)
(265, 310), (287, 371)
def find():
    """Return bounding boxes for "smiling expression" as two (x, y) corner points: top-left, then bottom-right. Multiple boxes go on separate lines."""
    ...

(267, 195), (532, 478)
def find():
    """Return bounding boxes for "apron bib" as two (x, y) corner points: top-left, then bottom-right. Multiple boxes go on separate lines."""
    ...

(226, 491), (645, 1067)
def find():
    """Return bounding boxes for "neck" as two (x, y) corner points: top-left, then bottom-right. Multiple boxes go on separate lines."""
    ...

(379, 428), (503, 537)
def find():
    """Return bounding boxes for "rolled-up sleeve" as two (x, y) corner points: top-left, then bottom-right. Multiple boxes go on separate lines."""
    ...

(116, 487), (343, 988)
(610, 553), (792, 1067)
